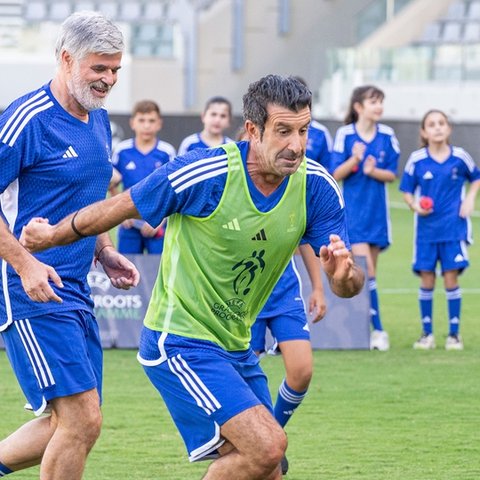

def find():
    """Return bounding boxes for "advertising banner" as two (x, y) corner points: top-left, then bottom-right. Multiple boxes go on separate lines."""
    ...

(0, 255), (369, 350)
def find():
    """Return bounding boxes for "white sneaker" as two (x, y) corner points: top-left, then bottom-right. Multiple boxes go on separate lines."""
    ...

(413, 334), (435, 350)
(445, 334), (464, 351)
(370, 330), (390, 351)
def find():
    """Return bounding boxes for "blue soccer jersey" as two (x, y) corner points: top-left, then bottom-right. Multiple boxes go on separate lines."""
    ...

(0, 83), (113, 327)
(330, 123), (400, 247)
(399, 146), (480, 244)
(112, 138), (176, 189)
(131, 142), (348, 262)
(306, 120), (332, 171)
(178, 133), (233, 155)
(257, 259), (303, 318)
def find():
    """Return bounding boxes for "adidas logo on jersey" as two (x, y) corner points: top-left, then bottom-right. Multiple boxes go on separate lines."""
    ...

(251, 228), (267, 241)
(125, 161), (136, 170)
(423, 171), (433, 180)
(222, 218), (240, 231)
(62, 146), (78, 158)
(454, 254), (464, 262)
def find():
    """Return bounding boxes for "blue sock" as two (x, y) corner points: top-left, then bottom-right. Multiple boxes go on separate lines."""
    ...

(418, 288), (434, 335)
(369, 278), (383, 331)
(273, 379), (307, 428)
(0, 462), (13, 476)
(446, 287), (461, 336)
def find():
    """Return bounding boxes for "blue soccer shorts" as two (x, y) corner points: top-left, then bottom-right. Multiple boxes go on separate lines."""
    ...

(118, 225), (164, 254)
(250, 307), (310, 353)
(1, 310), (102, 415)
(137, 328), (273, 462)
(413, 240), (469, 275)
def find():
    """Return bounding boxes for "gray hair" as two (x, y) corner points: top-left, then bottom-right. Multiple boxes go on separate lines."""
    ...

(243, 75), (312, 137)
(55, 11), (124, 63)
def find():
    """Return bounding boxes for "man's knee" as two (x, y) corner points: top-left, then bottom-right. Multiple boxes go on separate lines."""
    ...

(244, 415), (287, 471)
(78, 407), (102, 448)
(52, 391), (102, 448)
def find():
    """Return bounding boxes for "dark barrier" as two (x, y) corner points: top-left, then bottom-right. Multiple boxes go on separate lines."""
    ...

(296, 255), (370, 350)
(0, 254), (369, 350)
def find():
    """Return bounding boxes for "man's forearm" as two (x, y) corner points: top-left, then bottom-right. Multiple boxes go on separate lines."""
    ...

(52, 191), (140, 246)
(0, 220), (36, 273)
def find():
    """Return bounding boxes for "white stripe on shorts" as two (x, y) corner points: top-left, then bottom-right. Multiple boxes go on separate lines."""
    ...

(188, 422), (224, 462)
(168, 354), (221, 415)
(15, 319), (55, 388)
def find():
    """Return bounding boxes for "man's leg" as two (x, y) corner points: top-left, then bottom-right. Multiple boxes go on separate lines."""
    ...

(204, 405), (286, 480)
(40, 389), (102, 479)
(0, 414), (57, 472)
(0, 388), (101, 479)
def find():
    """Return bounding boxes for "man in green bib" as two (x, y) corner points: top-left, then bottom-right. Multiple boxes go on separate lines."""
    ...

(22, 75), (364, 479)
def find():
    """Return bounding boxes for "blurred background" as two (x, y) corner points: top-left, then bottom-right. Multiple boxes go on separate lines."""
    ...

(1, 0), (479, 163)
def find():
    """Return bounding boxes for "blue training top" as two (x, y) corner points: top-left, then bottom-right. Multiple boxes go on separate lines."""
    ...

(178, 132), (233, 155)
(306, 120), (333, 172)
(113, 138), (176, 189)
(399, 146), (480, 244)
(0, 82), (112, 327)
(331, 123), (400, 248)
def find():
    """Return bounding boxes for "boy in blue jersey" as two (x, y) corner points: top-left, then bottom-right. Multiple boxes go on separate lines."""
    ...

(22, 75), (364, 480)
(400, 110), (480, 350)
(111, 100), (176, 254)
(332, 85), (400, 351)
(178, 96), (233, 154)
(0, 12), (139, 479)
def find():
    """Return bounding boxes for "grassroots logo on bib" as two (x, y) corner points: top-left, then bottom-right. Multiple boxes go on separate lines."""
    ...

(226, 297), (246, 314)
(232, 249), (266, 296)
(210, 298), (247, 323)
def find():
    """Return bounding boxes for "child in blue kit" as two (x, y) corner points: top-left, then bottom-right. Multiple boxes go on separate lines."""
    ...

(399, 109), (480, 350)
(178, 96), (233, 154)
(331, 85), (400, 351)
(112, 100), (176, 254)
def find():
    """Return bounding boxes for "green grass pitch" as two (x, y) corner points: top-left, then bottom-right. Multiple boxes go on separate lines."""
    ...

(1, 182), (480, 479)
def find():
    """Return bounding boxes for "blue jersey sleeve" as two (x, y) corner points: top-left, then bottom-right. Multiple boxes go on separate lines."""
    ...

(330, 127), (350, 173)
(461, 148), (480, 182)
(0, 101), (43, 193)
(384, 132), (400, 174)
(399, 153), (418, 194)
(303, 164), (350, 254)
(130, 146), (228, 227)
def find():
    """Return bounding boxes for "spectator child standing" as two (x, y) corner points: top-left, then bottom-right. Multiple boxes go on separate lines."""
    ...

(399, 109), (480, 350)
(178, 96), (233, 154)
(112, 100), (176, 254)
(331, 85), (400, 351)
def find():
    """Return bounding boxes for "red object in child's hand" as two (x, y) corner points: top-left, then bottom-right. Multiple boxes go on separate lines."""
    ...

(419, 196), (434, 210)
(352, 165), (359, 173)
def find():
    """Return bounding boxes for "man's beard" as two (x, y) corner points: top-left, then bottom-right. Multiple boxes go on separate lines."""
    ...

(67, 65), (111, 111)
